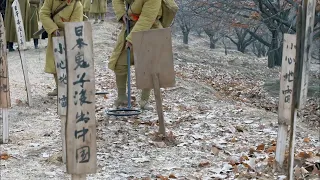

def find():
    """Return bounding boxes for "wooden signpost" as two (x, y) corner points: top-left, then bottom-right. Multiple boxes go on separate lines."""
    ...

(0, 13), (11, 144)
(275, 33), (297, 168)
(53, 36), (67, 163)
(11, 0), (32, 106)
(132, 28), (176, 136)
(64, 22), (96, 180)
(296, 0), (316, 109)
(275, 0), (316, 179)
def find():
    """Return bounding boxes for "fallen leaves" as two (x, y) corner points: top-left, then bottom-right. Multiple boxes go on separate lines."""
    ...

(256, 144), (265, 151)
(155, 173), (177, 179)
(303, 137), (310, 143)
(211, 146), (220, 156)
(266, 146), (276, 153)
(0, 152), (10, 160)
(198, 161), (211, 167)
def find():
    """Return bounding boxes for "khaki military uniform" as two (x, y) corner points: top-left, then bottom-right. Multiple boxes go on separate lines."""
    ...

(29, 0), (40, 39)
(4, 0), (32, 43)
(109, 0), (163, 109)
(82, 0), (90, 15)
(39, 0), (83, 74)
(90, 0), (107, 22)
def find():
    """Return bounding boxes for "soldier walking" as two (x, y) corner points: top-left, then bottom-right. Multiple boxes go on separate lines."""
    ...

(90, 0), (107, 24)
(30, 0), (40, 49)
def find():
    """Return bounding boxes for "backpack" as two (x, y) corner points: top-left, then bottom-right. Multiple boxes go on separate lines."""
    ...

(160, 0), (178, 28)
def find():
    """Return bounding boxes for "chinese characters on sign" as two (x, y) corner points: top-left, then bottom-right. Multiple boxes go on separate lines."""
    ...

(11, 0), (26, 50)
(53, 37), (68, 115)
(278, 34), (296, 125)
(0, 13), (11, 108)
(65, 22), (96, 174)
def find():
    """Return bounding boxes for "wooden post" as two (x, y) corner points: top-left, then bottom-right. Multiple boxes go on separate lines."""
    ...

(152, 74), (165, 135)
(296, 0), (316, 109)
(71, 174), (86, 180)
(287, 0), (316, 179)
(11, 0), (32, 106)
(53, 36), (67, 163)
(132, 28), (176, 137)
(0, 13), (11, 144)
(64, 22), (97, 178)
(275, 34), (297, 169)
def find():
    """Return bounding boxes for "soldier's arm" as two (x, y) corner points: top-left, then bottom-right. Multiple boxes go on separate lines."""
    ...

(69, 2), (83, 22)
(112, 0), (125, 22)
(39, 0), (58, 34)
(126, 0), (161, 43)
(29, 0), (40, 4)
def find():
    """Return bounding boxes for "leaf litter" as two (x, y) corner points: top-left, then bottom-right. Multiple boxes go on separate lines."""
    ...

(0, 13), (319, 180)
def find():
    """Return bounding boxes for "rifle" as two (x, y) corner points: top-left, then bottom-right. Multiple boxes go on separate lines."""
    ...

(33, 2), (68, 37)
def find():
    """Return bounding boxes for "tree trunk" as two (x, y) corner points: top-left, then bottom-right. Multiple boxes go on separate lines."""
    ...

(237, 44), (246, 53)
(267, 31), (280, 68)
(222, 38), (228, 55)
(183, 31), (189, 44)
(275, 44), (283, 66)
(209, 36), (216, 49)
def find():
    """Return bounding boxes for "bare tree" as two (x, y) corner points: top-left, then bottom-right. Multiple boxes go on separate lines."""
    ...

(176, 0), (199, 44)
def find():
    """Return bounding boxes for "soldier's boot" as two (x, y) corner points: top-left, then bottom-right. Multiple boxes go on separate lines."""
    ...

(99, 13), (105, 23)
(34, 39), (39, 49)
(8, 42), (14, 52)
(139, 89), (152, 110)
(114, 74), (128, 108)
(94, 14), (99, 24)
(48, 74), (58, 96)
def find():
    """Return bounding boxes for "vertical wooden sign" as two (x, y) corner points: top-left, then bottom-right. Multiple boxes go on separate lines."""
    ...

(11, 0), (32, 106)
(11, 0), (26, 50)
(0, 13), (11, 144)
(275, 34), (297, 168)
(278, 34), (296, 125)
(53, 37), (67, 116)
(132, 28), (176, 136)
(64, 22), (96, 177)
(53, 36), (67, 163)
(296, 0), (316, 109)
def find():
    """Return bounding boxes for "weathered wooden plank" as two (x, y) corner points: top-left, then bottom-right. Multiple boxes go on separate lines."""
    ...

(296, 0), (316, 109)
(152, 73), (165, 136)
(1, 108), (9, 143)
(72, 174), (86, 180)
(131, 28), (175, 89)
(11, 0), (26, 50)
(288, 110), (298, 180)
(0, 13), (11, 108)
(64, 21), (96, 175)
(61, 115), (67, 163)
(275, 124), (288, 168)
(0, 13), (10, 144)
(53, 36), (67, 115)
(278, 34), (296, 125)
(11, 0), (32, 106)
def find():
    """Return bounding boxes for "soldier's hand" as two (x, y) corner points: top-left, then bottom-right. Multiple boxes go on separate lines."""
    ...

(122, 15), (127, 25)
(53, 29), (60, 36)
(125, 41), (132, 49)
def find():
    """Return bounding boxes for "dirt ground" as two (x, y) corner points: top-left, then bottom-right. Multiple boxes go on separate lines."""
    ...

(0, 19), (319, 180)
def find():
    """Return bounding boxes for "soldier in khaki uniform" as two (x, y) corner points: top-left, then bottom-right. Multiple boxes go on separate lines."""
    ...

(29, 0), (40, 49)
(4, 0), (32, 51)
(82, 0), (90, 17)
(109, 0), (163, 109)
(40, 0), (83, 96)
(90, 0), (107, 24)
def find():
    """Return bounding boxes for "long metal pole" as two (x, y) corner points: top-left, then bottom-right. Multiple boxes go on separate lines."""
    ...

(125, 2), (131, 109)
